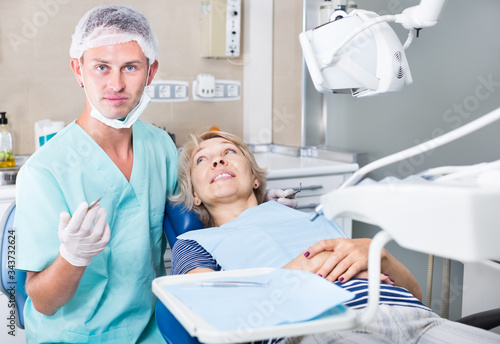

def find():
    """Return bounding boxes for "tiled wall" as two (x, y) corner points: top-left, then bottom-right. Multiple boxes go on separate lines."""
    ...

(0, 0), (245, 154)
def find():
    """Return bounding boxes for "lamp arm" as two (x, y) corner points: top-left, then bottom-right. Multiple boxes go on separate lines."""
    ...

(395, 0), (447, 30)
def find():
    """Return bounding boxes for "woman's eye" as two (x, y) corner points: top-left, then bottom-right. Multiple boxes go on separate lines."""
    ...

(224, 149), (236, 155)
(196, 156), (206, 165)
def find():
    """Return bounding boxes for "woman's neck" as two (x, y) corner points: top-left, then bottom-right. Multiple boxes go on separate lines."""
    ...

(206, 196), (258, 227)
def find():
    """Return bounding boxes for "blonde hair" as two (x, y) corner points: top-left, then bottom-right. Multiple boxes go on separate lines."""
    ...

(170, 131), (267, 227)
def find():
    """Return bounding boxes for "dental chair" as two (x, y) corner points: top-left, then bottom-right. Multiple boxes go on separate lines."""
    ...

(0, 203), (27, 329)
(156, 203), (500, 342)
(156, 202), (204, 344)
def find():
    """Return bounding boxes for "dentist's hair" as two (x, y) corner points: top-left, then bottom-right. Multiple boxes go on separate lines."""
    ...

(171, 130), (267, 228)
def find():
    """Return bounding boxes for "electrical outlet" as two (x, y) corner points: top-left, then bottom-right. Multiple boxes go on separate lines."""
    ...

(193, 79), (241, 102)
(147, 80), (190, 102)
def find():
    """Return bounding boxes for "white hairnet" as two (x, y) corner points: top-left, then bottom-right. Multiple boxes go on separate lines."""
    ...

(70, 5), (159, 65)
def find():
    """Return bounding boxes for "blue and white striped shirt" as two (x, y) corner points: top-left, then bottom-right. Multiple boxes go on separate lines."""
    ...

(171, 239), (430, 312)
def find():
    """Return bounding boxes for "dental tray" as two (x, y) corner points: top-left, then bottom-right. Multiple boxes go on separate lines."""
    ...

(153, 268), (358, 343)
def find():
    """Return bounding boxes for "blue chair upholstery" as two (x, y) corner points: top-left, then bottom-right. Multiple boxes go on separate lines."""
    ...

(163, 202), (203, 247)
(0, 203), (27, 329)
(157, 202), (204, 344)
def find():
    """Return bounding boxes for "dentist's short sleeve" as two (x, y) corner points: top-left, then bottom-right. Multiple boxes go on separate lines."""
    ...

(15, 164), (67, 272)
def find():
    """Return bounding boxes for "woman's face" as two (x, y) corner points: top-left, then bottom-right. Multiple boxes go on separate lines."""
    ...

(190, 137), (258, 207)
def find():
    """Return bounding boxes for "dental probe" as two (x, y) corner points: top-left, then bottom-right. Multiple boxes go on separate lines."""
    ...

(286, 183), (302, 198)
(87, 195), (104, 211)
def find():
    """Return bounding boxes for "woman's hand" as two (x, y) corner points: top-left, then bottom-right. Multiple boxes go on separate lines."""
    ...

(303, 238), (376, 282)
(302, 238), (422, 300)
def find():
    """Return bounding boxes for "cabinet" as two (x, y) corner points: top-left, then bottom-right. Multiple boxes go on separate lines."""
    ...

(254, 152), (358, 237)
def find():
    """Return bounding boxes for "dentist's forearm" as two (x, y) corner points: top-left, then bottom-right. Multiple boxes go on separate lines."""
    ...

(26, 254), (86, 316)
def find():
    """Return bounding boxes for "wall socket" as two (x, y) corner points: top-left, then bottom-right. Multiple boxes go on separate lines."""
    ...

(193, 79), (241, 101)
(146, 80), (190, 102)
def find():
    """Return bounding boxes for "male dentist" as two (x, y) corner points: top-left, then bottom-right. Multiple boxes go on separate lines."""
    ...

(15, 5), (176, 343)
(15, 5), (297, 343)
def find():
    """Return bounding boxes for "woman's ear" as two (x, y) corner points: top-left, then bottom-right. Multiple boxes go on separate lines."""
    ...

(193, 192), (202, 206)
(253, 178), (260, 189)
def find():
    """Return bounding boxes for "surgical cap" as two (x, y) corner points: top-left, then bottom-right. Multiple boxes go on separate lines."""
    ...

(70, 5), (159, 65)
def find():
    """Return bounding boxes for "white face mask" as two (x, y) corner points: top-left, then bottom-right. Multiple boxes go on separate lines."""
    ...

(81, 63), (151, 129)
(88, 92), (151, 129)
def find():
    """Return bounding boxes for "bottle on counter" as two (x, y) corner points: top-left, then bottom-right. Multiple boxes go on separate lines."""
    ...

(0, 112), (15, 168)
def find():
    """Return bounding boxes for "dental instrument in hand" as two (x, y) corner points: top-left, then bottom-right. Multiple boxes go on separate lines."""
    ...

(87, 195), (104, 211)
(286, 183), (302, 198)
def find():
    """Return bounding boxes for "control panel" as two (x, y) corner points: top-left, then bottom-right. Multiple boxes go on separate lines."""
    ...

(200, 0), (241, 58)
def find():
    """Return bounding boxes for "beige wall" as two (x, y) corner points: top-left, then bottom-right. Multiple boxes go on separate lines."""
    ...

(0, 0), (245, 154)
(272, 0), (303, 147)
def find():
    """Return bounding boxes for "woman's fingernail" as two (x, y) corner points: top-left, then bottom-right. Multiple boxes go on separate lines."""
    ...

(304, 251), (310, 258)
(390, 279), (395, 283)
(339, 277), (344, 282)
(384, 274), (389, 276)
(317, 273), (323, 277)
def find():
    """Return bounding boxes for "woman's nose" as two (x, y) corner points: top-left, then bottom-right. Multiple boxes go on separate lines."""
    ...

(212, 158), (227, 168)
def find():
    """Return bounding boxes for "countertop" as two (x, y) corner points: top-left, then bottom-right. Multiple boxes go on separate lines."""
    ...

(254, 152), (358, 179)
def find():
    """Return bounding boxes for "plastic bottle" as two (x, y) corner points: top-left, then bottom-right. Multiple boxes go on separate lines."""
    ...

(0, 112), (15, 168)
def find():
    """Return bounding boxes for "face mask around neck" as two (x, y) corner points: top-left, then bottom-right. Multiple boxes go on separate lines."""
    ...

(88, 92), (151, 129)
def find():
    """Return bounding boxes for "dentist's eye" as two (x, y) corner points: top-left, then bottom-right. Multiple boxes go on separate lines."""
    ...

(96, 65), (107, 72)
(125, 65), (136, 72)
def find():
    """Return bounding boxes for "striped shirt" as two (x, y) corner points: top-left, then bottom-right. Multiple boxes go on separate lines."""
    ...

(171, 239), (430, 312)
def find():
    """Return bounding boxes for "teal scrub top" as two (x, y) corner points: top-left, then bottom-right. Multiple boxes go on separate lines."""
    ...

(14, 120), (178, 344)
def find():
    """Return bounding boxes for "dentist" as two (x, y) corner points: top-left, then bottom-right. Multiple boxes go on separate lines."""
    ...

(15, 5), (176, 343)
(14, 5), (296, 343)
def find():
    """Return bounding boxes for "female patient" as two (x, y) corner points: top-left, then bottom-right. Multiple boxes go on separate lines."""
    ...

(170, 130), (500, 344)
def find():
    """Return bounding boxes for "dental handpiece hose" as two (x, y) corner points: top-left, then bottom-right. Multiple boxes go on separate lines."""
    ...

(310, 107), (500, 222)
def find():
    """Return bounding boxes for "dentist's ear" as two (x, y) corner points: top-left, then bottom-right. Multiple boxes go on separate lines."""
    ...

(70, 58), (84, 87)
(146, 60), (159, 86)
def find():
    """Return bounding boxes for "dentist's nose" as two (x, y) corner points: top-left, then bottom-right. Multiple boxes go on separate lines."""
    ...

(108, 71), (125, 92)
(212, 158), (227, 168)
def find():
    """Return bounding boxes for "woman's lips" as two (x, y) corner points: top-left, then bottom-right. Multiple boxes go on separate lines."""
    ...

(211, 170), (235, 183)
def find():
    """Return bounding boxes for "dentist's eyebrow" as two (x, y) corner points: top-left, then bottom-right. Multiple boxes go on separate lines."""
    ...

(89, 58), (143, 65)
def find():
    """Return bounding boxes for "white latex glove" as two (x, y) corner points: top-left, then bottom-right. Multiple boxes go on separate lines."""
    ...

(264, 188), (299, 209)
(58, 202), (111, 267)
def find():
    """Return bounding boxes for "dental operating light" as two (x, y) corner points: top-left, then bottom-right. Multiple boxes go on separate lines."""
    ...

(299, 0), (447, 97)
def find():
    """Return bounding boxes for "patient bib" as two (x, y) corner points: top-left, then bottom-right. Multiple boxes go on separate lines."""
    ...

(177, 201), (347, 270)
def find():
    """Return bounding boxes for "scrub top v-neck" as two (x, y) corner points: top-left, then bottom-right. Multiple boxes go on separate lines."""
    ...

(15, 120), (178, 344)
